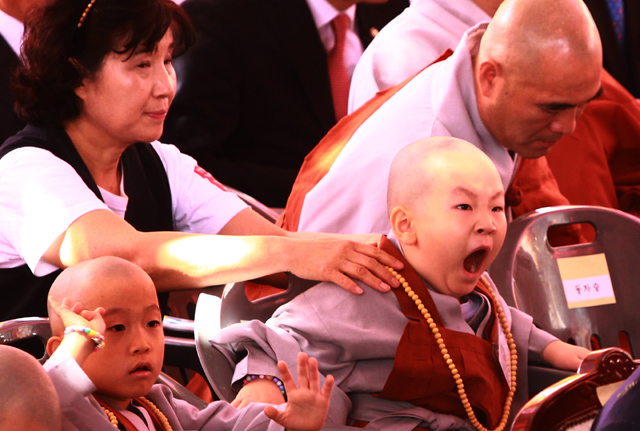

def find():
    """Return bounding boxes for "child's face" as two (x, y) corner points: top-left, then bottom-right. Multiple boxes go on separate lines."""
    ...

(410, 158), (507, 297)
(82, 275), (164, 409)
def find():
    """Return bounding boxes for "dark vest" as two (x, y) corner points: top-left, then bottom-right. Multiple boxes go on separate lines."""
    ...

(377, 236), (510, 429)
(0, 125), (174, 320)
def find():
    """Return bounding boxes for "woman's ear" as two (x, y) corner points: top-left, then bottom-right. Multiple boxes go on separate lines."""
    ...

(390, 206), (417, 246)
(68, 58), (87, 100)
(46, 336), (62, 358)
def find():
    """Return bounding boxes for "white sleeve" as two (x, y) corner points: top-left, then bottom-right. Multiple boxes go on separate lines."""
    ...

(0, 147), (109, 275)
(150, 141), (249, 234)
(44, 349), (96, 396)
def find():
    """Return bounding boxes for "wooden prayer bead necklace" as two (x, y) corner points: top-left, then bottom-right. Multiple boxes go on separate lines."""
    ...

(101, 397), (174, 431)
(387, 267), (518, 431)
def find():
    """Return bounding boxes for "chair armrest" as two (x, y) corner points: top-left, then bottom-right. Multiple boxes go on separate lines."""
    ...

(528, 364), (575, 398)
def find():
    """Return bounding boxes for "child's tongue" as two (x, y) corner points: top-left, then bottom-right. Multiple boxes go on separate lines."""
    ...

(463, 249), (486, 274)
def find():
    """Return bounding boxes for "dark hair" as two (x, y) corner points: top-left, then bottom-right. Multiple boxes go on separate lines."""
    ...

(12, 0), (195, 126)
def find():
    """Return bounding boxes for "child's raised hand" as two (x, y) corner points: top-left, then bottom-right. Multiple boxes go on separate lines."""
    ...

(48, 296), (106, 335)
(263, 352), (334, 431)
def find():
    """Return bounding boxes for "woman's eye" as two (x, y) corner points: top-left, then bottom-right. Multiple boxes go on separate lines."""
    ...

(137, 62), (151, 68)
(148, 320), (161, 328)
(492, 206), (504, 212)
(110, 324), (125, 332)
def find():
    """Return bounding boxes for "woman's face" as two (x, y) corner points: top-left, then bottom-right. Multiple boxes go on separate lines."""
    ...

(74, 29), (176, 147)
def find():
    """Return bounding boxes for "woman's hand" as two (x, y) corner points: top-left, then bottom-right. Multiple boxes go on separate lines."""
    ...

(287, 237), (402, 295)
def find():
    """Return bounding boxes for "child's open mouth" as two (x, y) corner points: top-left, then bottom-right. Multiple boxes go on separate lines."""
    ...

(130, 362), (152, 375)
(463, 248), (487, 274)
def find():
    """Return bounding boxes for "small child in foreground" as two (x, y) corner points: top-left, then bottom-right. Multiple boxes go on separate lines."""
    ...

(212, 137), (591, 430)
(43, 256), (334, 431)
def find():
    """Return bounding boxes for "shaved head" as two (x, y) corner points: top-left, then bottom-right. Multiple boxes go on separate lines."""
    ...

(387, 136), (499, 215)
(387, 137), (506, 297)
(480, 0), (602, 77)
(0, 345), (60, 431)
(48, 256), (156, 337)
(474, 0), (603, 159)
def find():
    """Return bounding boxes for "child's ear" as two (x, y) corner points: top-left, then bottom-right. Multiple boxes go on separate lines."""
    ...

(390, 206), (417, 245)
(46, 336), (62, 358)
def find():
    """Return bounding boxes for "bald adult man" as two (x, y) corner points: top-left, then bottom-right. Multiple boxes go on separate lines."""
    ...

(348, 0), (640, 218)
(0, 345), (61, 431)
(279, 0), (602, 235)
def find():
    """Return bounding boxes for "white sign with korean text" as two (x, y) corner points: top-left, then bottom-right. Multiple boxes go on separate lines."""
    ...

(556, 253), (616, 309)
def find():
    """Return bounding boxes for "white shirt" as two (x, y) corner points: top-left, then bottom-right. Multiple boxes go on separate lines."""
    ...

(297, 23), (514, 235)
(305, 0), (362, 77)
(0, 141), (248, 275)
(349, 0), (490, 111)
(0, 9), (24, 56)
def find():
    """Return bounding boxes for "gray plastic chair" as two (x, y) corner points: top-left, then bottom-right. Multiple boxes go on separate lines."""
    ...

(489, 205), (640, 353)
(194, 276), (317, 401)
(0, 317), (51, 363)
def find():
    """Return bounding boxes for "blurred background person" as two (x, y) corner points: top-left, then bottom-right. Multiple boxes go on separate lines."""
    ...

(162, 0), (409, 207)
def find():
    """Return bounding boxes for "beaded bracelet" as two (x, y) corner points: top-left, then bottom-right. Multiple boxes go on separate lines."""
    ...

(243, 374), (286, 400)
(64, 325), (105, 352)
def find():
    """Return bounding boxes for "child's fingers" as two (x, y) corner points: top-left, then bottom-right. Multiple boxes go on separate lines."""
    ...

(321, 374), (335, 399)
(277, 360), (296, 392)
(70, 301), (85, 314)
(307, 356), (321, 393)
(296, 351), (310, 389)
(263, 405), (281, 422)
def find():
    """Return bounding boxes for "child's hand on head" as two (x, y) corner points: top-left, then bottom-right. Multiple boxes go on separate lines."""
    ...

(263, 352), (334, 431)
(48, 296), (106, 335)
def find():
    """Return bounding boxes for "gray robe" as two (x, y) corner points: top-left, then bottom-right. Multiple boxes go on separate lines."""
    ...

(45, 354), (284, 431)
(212, 247), (557, 430)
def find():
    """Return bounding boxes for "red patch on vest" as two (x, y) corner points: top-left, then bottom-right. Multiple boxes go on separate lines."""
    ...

(194, 166), (227, 191)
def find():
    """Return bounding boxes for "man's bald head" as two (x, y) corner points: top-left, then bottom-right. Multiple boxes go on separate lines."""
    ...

(480, 0), (601, 77)
(48, 257), (155, 336)
(0, 345), (60, 431)
(474, 0), (603, 159)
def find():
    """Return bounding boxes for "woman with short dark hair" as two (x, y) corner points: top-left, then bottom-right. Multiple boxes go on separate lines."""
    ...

(0, 0), (402, 320)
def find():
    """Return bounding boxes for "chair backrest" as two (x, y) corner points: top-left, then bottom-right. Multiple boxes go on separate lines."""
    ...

(489, 205), (640, 353)
(225, 186), (281, 223)
(0, 317), (51, 363)
(219, 276), (317, 328)
(511, 347), (640, 431)
(194, 276), (318, 401)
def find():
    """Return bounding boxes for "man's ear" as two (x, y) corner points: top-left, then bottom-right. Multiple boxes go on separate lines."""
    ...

(390, 206), (417, 245)
(476, 60), (502, 98)
(46, 336), (62, 358)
